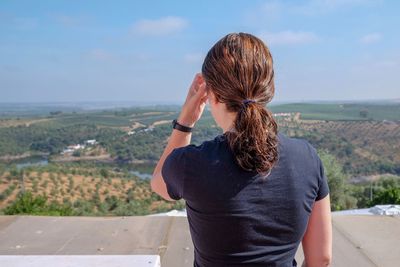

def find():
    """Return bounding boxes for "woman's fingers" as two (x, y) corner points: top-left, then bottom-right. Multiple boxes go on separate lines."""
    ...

(189, 73), (206, 96)
(194, 82), (207, 101)
(198, 81), (206, 92)
(185, 73), (207, 109)
(191, 73), (203, 93)
(185, 74), (199, 101)
(180, 74), (207, 124)
(200, 93), (208, 105)
(195, 72), (203, 82)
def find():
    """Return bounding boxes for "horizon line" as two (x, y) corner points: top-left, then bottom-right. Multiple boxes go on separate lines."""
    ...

(0, 98), (399, 106)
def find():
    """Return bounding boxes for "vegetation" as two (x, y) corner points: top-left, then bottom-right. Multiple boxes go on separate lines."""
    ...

(278, 119), (400, 176)
(369, 187), (400, 205)
(0, 162), (185, 216)
(0, 103), (399, 216)
(270, 102), (400, 121)
(319, 150), (351, 211)
(4, 191), (74, 216)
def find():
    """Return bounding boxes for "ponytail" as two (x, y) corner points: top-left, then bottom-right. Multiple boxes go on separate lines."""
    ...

(226, 102), (278, 175)
(202, 32), (279, 176)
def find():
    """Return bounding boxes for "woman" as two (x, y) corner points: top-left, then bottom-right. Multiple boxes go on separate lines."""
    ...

(151, 32), (332, 267)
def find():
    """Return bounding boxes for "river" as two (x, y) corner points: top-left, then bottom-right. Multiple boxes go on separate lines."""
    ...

(9, 156), (153, 180)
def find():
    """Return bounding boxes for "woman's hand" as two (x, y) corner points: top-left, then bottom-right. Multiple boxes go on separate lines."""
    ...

(151, 73), (207, 201)
(177, 73), (208, 128)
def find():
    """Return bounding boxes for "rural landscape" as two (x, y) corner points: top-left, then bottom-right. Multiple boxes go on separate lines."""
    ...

(0, 100), (399, 216)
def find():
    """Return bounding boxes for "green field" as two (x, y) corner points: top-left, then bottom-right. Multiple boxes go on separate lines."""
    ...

(270, 102), (400, 121)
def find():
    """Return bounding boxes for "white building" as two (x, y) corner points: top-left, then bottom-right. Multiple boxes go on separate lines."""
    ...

(85, 139), (97, 145)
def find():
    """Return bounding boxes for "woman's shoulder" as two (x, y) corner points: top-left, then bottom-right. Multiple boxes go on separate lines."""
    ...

(179, 132), (319, 163)
(175, 133), (227, 162)
(182, 132), (316, 153)
(184, 133), (226, 152)
(277, 132), (318, 160)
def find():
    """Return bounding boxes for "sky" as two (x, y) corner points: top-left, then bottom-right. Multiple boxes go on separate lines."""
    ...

(0, 0), (399, 104)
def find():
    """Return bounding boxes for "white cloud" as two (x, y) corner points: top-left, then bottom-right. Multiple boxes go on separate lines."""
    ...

(2, 65), (22, 73)
(131, 16), (188, 36)
(259, 31), (319, 45)
(318, 0), (380, 9)
(293, 0), (382, 15)
(88, 49), (113, 61)
(54, 15), (83, 27)
(360, 33), (382, 44)
(184, 53), (204, 63)
(244, 0), (382, 23)
(13, 17), (38, 30)
(375, 60), (397, 68)
(260, 1), (283, 20)
(0, 13), (38, 30)
(351, 59), (398, 72)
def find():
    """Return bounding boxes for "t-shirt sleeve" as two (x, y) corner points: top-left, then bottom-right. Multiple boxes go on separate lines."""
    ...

(161, 147), (186, 200)
(315, 153), (330, 201)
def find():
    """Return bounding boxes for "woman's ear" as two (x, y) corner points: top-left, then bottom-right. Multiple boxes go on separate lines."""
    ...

(207, 89), (217, 105)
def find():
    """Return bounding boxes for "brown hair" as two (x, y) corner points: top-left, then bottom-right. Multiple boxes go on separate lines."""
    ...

(201, 32), (278, 176)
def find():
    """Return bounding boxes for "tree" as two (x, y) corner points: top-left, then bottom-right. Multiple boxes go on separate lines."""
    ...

(318, 149), (355, 211)
(72, 149), (81, 157)
(359, 109), (368, 118)
(100, 168), (109, 178)
(4, 191), (73, 216)
(369, 187), (400, 206)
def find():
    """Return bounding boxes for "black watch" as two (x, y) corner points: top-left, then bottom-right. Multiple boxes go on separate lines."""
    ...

(172, 119), (193, 132)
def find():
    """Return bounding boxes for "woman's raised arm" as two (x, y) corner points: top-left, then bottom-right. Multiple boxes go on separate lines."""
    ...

(301, 194), (332, 267)
(151, 73), (208, 201)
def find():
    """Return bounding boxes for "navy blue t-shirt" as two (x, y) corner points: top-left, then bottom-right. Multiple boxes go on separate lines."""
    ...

(161, 131), (330, 267)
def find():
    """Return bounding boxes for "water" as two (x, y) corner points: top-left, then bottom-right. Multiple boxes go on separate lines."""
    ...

(9, 156), (154, 180)
(129, 170), (152, 180)
(14, 156), (49, 169)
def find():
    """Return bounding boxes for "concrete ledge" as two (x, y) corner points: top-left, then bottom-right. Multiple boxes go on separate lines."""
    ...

(1, 215), (399, 266)
(0, 255), (160, 267)
(0, 215), (191, 267)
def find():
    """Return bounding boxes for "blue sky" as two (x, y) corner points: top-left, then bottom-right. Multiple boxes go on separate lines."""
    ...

(1, 0), (399, 104)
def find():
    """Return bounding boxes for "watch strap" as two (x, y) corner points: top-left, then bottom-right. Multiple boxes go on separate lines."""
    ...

(172, 119), (193, 132)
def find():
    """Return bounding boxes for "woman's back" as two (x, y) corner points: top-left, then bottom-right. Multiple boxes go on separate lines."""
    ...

(162, 131), (330, 266)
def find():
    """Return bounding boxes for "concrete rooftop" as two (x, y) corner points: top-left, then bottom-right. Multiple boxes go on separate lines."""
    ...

(0, 214), (399, 267)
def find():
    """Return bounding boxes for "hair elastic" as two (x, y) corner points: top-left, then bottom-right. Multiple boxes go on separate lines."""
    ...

(242, 99), (256, 108)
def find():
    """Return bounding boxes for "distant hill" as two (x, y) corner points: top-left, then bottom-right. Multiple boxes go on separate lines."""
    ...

(270, 102), (400, 121)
